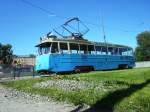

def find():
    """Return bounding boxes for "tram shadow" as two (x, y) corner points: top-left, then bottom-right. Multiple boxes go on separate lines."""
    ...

(57, 70), (92, 75)
(71, 79), (150, 112)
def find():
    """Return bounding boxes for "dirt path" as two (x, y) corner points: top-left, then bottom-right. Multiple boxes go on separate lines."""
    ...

(0, 85), (76, 112)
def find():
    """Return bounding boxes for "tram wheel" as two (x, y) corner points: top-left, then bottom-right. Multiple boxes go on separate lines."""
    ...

(74, 68), (81, 73)
(89, 66), (94, 71)
(125, 65), (129, 69)
(118, 64), (129, 69)
(74, 66), (94, 73)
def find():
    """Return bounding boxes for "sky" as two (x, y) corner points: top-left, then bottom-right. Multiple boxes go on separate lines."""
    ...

(0, 0), (150, 55)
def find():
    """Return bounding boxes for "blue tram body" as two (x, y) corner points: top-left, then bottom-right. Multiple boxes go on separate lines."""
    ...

(36, 53), (135, 73)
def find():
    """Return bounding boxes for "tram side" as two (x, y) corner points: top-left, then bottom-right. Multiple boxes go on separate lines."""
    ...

(35, 42), (135, 73)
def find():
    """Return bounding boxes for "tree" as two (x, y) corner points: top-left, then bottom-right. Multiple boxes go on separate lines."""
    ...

(0, 43), (13, 64)
(135, 31), (150, 61)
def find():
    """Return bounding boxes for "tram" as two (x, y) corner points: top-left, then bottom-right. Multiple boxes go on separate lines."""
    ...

(35, 18), (135, 73)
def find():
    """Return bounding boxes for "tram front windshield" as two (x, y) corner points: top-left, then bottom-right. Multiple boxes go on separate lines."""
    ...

(38, 42), (59, 55)
(38, 43), (51, 55)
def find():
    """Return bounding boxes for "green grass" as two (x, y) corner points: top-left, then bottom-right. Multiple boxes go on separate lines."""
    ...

(1, 67), (150, 112)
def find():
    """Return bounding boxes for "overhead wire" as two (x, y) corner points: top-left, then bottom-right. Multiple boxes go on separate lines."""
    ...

(21, 0), (67, 19)
(20, 0), (145, 33)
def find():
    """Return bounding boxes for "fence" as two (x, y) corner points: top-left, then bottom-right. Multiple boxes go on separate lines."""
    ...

(0, 64), (37, 79)
(135, 61), (150, 68)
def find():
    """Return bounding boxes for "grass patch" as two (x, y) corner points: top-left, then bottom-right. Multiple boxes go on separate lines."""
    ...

(1, 67), (150, 111)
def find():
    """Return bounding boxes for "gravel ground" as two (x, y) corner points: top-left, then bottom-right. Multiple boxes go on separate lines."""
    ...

(34, 80), (106, 92)
(0, 85), (81, 112)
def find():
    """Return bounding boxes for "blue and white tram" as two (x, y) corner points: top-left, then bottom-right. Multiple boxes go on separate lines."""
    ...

(35, 35), (135, 73)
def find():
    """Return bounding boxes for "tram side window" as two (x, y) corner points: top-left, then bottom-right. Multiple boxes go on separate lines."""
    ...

(107, 47), (112, 55)
(101, 47), (107, 55)
(108, 47), (118, 55)
(113, 47), (119, 55)
(95, 46), (108, 55)
(80, 44), (88, 54)
(60, 43), (68, 54)
(51, 42), (59, 53)
(121, 48), (133, 56)
(70, 43), (79, 54)
(88, 45), (95, 54)
(120, 48), (127, 56)
(128, 49), (133, 56)
(95, 46), (102, 54)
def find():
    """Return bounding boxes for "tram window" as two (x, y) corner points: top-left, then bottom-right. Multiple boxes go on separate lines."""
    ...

(38, 47), (47, 55)
(44, 47), (49, 54)
(117, 48), (122, 55)
(44, 45), (51, 54)
(60, 43), (68, 53)
(121, 48), (127, 55)
(70, 43), (79, 54)
(112, 47), (119, 55)
(128, 49), (133, 56)
(101, 47), (107, 55)
(118, 48), (127, 56)
(38, 46), (50, 55)
(121, 48), (133, 56)
(95, 46), (102, 54)
(119, 48), (128, 56)
(80, 44), (88, 54)
(107, 47), (111, 55)
(108, 47), (114, 55)
(38, 47), (42, 55)
(51, 42), (58, 53)
(88, 45), (95, 54)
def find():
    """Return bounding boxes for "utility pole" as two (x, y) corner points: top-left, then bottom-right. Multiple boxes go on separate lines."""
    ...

(101, 11), (108, 54)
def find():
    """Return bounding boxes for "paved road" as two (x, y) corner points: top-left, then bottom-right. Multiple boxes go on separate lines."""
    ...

(0, 85), (76, 112)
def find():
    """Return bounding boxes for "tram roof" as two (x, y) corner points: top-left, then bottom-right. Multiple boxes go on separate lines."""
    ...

(35, 36), (132, 49)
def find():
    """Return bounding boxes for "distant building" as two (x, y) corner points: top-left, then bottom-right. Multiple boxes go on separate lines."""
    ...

(13, 55), (35, 66)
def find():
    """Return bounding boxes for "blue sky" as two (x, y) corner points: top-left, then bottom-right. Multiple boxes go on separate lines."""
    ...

(0, 0), (150, 55)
